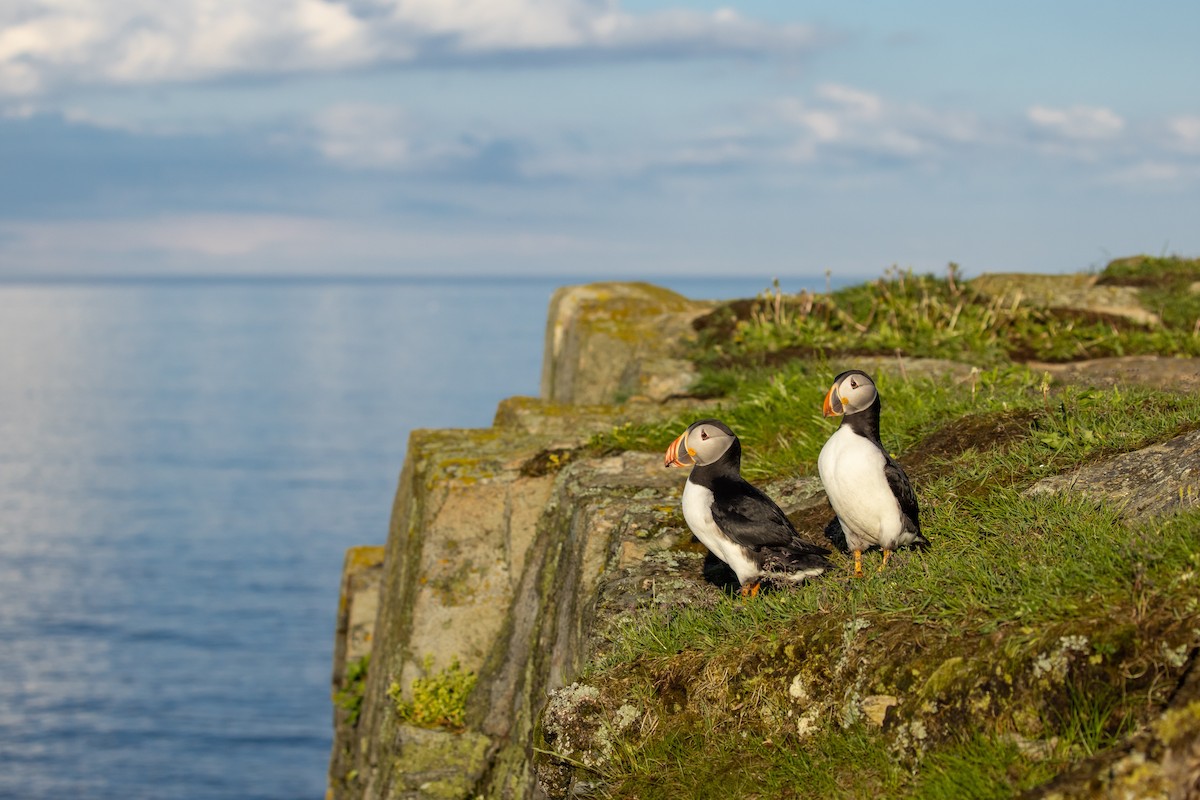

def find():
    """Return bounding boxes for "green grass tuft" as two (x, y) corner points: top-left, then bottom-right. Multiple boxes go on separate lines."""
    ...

(913, 734), (1061, 799)
(702, 262), (1200, 368)
(1099, 254), (1200, 330)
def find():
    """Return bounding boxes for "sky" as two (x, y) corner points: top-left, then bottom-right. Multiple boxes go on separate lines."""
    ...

(1, 1), (1198, 281)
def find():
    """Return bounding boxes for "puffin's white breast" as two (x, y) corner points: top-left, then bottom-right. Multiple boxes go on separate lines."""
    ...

(818, 426), (904, 551)
(681, 479), (759, 585)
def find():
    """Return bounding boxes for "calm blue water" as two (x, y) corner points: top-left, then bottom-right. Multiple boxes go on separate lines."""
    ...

(0, 276), (791, 800)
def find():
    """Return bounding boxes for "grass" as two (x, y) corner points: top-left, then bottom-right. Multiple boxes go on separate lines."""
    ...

(604, 721), (911, 800)
(553, 256), (1200, 800)
(588, 500), (1200, 798)
(911, 734), (1063, 799)
(594, 363), (1200, 486)
(697, 262), (1200, 368)
(595, 500), (1200, 665)
(1099, 254), (1200, 330)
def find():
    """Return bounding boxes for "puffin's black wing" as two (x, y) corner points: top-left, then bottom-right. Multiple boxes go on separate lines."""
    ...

(883, 455), (926, 544)
(710, 477), (830, 555)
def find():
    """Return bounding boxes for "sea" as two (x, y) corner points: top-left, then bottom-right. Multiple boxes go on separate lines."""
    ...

(0, 275), (798, 800)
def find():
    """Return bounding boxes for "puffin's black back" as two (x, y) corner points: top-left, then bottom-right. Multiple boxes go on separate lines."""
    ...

(690, 435), (831, 555)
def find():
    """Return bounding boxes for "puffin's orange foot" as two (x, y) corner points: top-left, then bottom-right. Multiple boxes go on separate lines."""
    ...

(739, 582), (761, 597)
(853, 550), (864, 578)
(877, 549), (893, 573)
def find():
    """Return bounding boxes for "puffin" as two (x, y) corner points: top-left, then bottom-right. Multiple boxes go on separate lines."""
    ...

(665, 419), (831, 595)
(817, 370), (925, 577)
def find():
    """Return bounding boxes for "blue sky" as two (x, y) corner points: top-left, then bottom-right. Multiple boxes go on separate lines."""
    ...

(1, 1), (1198, 281)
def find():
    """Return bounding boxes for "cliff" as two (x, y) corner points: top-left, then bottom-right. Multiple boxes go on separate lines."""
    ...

(328, 264), (1200, 800)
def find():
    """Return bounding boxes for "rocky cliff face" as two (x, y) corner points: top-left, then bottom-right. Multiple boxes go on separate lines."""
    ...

(327, 282), (720, 799)
(327, 276), (1200, 800)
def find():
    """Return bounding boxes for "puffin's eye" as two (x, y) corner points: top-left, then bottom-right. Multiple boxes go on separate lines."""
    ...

(700, 430), (709, 440)
(850, 379), (858, 389)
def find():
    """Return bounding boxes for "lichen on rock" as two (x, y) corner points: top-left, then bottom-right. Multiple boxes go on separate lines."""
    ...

(535, 682), (644, 799)
(1026, 429), (1200, 518)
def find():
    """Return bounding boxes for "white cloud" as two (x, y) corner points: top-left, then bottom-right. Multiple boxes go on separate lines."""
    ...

(1, 102), (36, 119)
(309, 102), (493, 171)
(1100, 157), (1200, 188)
(816, 83), (882, 118)
(1027, 104), (1125, 140)
(312, 104), (413, 169)
(773, 84), (981, 165)
(1103, 161), (1183, 185)
(1167, 115), (1200, 153)
(0, 1), (375, 95)
(510, 83), (994, 182)
(0, 213), (599, 274)
(0, 1), (820, 96)
(4, 214), (324, 259)
(776, 85), (884, 143)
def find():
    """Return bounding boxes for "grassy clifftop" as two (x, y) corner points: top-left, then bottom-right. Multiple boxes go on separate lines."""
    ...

(538, 257), (1200, 799)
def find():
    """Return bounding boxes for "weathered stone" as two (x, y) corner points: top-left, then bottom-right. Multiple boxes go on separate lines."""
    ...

(539, 282), (712, 405)
(860, 695), (899, 728)
(971, 272), (1161, 327)
(493, 396), (622, 441)
(537, 683), (645, 800)
(761, 475), (827, 517)
(619, 356), (698, 403)
(1025, 429), (1200, 519)
(1022, 650), (1200, 800)
(492, 395), (718, 440)
(333, 546), (387, 681)
(403, 429), (555, 687)
(330, 379), (715, 800)
(372, 726), (491, 800)
(1029, 356), (1200, 392)
(337, 425), (561, 800)
(328, 546), (387, 798)
(469, 448), (711, 798)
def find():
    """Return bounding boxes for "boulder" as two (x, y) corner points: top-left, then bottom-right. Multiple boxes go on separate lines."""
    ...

(1025, 429), (1200, 520)
(1030, 355), (1200, 391)
(971, 273), (1161, 327)
(539, 282), (712, 405)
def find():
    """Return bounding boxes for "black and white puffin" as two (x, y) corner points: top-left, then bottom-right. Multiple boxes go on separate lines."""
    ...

(665, 419), (831, 595)
(817, 370), (925, 577)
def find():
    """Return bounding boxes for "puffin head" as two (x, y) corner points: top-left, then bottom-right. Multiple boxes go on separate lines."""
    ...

(822, 370), (878, 418)
(665, 419), (737, 468)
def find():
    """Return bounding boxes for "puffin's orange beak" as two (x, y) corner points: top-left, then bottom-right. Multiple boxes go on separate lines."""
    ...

(823, 385), (844, 417)
(664, 431), (695, 468)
